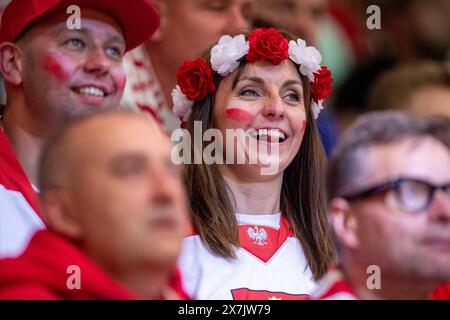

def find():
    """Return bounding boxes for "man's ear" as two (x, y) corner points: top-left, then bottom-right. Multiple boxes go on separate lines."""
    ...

(150, 0), (168, 42)
(40, 190), (83, 240)
(329, 197), (359, 249)
(0, 42), (24, 86)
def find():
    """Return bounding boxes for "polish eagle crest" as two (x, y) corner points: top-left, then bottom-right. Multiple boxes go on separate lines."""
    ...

(247, 226), (268, 246)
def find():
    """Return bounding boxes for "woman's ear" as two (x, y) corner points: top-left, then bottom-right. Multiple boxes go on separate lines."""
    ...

(40, 190), (83, 240)
(0, 42), (24, 86)
(329, 197), (359, 250)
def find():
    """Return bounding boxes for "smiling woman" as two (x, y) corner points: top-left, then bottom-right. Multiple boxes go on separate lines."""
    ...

(174, 28), (335, 300)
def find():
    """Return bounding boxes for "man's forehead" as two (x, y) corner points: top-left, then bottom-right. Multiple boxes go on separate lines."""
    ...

(68, 115), (170, 159)
(365, 137), (450, 182)
(21, 7), (124, 42)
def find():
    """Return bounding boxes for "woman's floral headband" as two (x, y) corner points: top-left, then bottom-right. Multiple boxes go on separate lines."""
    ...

(172, 28), (333, 122)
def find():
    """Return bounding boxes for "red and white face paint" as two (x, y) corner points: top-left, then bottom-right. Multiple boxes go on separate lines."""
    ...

(225, 105), (255, 123)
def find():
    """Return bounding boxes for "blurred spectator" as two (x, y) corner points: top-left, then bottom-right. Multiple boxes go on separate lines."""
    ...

(335, 0), (450, 129)
(253, 0), (355, 86)
(0, 0), (11, 105)
(0, 111), (190, 299)
(253, 0), (328, 45)
(315, 112), (450, 299)
(368, 61), (450, 119)
(121, 0), (254, 132)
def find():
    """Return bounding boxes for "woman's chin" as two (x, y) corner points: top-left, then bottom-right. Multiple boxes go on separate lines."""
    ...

(241, 150), (289, 177)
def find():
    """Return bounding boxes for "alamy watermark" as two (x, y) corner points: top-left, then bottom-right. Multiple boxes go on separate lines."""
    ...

(66, 265), (81, 290)
(367, 265), (381, 290)
(66, 5), (81, 30)
(366, 5), (381, 30)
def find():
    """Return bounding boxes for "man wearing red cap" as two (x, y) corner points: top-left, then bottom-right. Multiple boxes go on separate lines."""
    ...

(0, 0), (159, 258)
(0, 110), (190, 299)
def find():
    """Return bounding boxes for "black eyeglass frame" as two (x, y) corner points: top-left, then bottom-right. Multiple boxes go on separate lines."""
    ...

(341, 177), (450, 212)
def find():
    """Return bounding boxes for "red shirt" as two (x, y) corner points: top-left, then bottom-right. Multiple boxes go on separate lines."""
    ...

(312, 267), (357, 300)
(0, 230), (189, 300)
(0, 129), (44, 258)
(432, 283), (450, 300)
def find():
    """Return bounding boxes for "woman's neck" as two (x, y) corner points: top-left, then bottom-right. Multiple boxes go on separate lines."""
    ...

(223, 174), (283, 215)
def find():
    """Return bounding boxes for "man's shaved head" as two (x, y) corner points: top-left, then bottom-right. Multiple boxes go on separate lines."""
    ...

(38, 109), (188, 290)
(38, 110), (162, 195)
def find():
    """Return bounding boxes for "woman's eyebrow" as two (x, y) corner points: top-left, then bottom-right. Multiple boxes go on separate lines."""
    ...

(236, 76), (265, 85)
(283, 80), (303, 87)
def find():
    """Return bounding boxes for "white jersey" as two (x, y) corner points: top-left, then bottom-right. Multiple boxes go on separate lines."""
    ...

(0, 130), (44, 258)
(121, 45), (180, 133)
(178, 213), (317, 300)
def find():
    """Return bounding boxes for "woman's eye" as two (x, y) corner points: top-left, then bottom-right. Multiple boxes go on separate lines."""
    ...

(64, 38), (85, 49)
(239, 88), (259, 97)
(284, 92), (301, 102)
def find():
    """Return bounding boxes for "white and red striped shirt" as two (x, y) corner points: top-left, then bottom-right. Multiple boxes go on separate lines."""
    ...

(121, 45), (181, 133)
(0, 130), (44, 258)
(312, 267), (357, 300)
(178, 213), (317, 300)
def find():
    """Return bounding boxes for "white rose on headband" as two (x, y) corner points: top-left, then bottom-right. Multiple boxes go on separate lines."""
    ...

(312, 100), (324, 119)
(172, 85), (193, 122)
(288, 39), (322, 82)
(211, 34), (249, 76)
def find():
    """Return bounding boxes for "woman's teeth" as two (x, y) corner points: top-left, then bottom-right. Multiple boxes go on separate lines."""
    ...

(249, 129), (286, 142)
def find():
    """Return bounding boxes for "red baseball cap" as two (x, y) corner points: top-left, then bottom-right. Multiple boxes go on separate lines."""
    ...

(0, 0), (160, 51)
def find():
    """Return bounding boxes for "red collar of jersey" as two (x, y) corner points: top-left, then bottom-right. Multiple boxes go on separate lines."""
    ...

(239, 215), (294, 263)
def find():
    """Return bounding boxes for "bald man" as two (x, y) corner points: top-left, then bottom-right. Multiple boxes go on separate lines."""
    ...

(0, 111), (190, 299)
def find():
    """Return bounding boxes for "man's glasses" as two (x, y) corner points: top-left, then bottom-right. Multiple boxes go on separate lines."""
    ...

(342, 177), (450, 213)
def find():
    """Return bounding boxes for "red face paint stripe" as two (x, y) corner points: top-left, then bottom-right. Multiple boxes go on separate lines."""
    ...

(225, 108), (254, 122)
(43, 53), (68, 81)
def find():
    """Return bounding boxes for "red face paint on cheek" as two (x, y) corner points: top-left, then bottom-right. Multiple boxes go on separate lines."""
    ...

(302, 120), (307, 131)
(225, 108), (254, 122)
(116, 73), (126, 93)
(44, 52), (76, 81)
(111, 67), (127, 94)
(44, 53), (68, 80)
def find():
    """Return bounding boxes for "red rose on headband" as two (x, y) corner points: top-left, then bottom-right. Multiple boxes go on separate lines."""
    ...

(310, 66), (333, 102)
(176, 58), (216, 101)
(246, 28), (289, 65)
